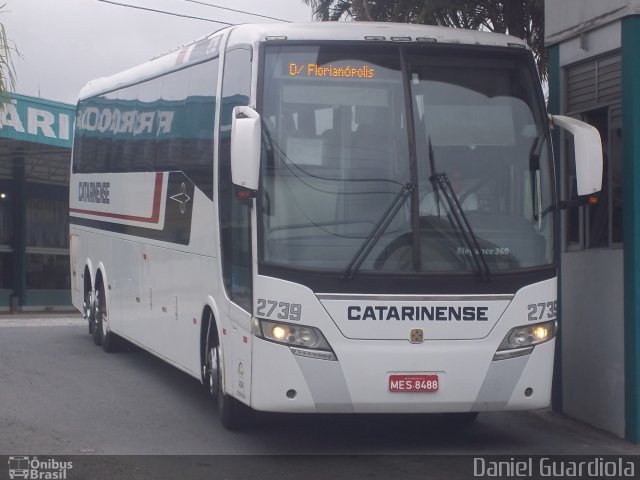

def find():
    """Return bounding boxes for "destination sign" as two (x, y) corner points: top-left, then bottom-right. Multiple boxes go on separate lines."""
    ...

(288, 63), (375, 79)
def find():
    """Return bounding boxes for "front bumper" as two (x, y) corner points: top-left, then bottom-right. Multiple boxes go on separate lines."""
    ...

(250, 336), (555, 414)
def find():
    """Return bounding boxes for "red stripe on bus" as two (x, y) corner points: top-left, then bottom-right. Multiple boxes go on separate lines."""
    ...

(70, 172), (163, 223)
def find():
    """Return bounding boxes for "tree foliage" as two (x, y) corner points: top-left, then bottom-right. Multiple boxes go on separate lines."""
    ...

(302, 0), (547, 80)
(0, 3), (20, 96)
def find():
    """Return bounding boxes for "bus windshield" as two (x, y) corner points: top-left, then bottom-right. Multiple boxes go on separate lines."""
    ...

(259, 44), (553, 275)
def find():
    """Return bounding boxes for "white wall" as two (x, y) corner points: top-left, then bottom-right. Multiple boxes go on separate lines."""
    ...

(561, 249), (625, 437)
(546, 0), (629, 438)
(558, 21), (620, 67)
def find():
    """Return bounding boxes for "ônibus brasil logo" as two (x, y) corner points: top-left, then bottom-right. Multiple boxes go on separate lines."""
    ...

(8, 456), (73, 479)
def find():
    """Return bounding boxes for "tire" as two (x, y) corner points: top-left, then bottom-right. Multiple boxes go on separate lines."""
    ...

(94, 283), (119, 352)
(209, 338), (253, 430)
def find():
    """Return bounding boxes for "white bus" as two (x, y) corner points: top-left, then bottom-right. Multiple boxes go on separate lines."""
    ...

(70, 22), (602, 429)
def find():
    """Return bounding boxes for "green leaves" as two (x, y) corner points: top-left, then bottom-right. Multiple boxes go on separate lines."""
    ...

(0, 3), (21, 98)
(302, 0), (547, 80)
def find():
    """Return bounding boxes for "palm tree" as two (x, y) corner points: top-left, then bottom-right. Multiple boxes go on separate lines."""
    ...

(0, 3), (20, 96)
(302, 0), (424, 22)
(302, 0), (547, 80)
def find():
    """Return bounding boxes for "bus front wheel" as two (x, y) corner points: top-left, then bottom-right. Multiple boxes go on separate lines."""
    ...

(212, 343), (253, 430)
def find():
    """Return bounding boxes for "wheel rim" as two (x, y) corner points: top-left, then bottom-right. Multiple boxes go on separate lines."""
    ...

(208, 346), (218, 397)
(96, 288), (108, 336)
(92, 290), (100, 333)
(83, 291), (91, 320)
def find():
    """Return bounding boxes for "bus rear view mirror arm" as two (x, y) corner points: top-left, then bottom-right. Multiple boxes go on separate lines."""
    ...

(231, 105), (261, 194)
(550, 114), (603, 196)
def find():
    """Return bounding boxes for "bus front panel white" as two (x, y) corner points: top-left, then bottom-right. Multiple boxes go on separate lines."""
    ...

(249, 277), (556, 414)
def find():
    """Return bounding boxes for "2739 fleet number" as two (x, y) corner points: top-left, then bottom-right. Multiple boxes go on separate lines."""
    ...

(256, 298), (302, 321)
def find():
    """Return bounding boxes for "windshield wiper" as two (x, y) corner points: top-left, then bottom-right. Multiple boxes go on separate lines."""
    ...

(427, 139), (491, 282)
(343, 182), (414, 280)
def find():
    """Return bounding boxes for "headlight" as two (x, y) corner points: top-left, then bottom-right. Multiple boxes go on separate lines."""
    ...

(252, 318), (336, 360)
(494, 320), (557, 360)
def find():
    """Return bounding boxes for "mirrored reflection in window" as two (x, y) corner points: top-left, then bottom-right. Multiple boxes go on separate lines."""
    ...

(219, 48), (253, 311)
(73, 57), (218, 199)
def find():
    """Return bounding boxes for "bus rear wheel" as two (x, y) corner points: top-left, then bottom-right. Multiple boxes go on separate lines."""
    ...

(91, 286), (103, 346)
(94, 283), (119, 353)
(84, 288), (95, 335)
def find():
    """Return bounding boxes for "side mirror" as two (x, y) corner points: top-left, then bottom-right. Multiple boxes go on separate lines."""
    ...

(231, 106), (261, 192)
(550, 114), (603, 196)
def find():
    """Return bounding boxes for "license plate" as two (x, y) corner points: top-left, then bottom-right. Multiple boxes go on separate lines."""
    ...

(389, 374), (439, 392)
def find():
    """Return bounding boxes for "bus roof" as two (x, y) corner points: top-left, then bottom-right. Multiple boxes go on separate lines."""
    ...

(78, 22), (529, 102)
(228, 21), (527, 47)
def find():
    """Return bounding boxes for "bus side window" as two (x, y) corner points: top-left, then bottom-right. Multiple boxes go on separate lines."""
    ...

(157, 69), (188, 173)
(219, 47), (252, 312)
(182, 58), (218, 199)
(131, 76), (162, 172)
(112, 84), (139, 173)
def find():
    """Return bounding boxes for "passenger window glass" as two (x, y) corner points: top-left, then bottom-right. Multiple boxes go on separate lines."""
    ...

(219, 47), (252, 311)
(112, 84), (139, 173)
(132, 77), (162, 172)
(183, 60), (218, 198)
(157, 69), (188, 172)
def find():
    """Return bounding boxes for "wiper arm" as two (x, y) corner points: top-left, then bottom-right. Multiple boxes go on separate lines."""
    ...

(427, 139), (491, 282)
(343, 182), (414, 280)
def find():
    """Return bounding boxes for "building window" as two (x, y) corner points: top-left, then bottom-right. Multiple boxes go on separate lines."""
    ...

(564, 54), (622, 250)
(0, 181), (13, 246)
(26, 254), (70, 290)
(26, 196), (69, 249)
(24, 183), (70, 290)
(0, 252), (13, 289)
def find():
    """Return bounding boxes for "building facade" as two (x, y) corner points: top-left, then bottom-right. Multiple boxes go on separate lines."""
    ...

(0, 93), (75, 310)
(546, 0), (640, 443)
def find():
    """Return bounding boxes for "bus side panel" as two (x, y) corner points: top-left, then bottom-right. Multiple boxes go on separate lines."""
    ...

(110, 188), (218, 377)
(111, 240), (145, 345)
(70, 221), (219, 380)
(69, 234), (80, 300)
(69, 232), (83, 314)
(144, 246), (218, 373)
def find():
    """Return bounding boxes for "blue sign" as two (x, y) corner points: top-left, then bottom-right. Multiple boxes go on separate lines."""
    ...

(0, 93), (75, 148)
